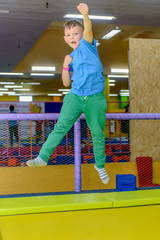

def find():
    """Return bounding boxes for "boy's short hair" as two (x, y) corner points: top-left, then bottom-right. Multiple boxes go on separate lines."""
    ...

(9, 105), (14, 111)
(64, 20), (84, 31)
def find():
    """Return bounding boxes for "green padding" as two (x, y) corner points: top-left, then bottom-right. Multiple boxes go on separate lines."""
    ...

(109, 189), (160, 207)
(0, 193), (112, 216)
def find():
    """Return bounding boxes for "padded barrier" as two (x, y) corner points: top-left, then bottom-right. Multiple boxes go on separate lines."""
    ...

(0, 189), (160, 216)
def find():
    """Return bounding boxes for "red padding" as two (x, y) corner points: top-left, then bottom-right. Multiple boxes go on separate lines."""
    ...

(136, 156), (154, 187)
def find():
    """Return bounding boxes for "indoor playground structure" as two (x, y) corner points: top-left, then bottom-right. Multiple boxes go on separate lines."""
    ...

(0, 112), (160, 240)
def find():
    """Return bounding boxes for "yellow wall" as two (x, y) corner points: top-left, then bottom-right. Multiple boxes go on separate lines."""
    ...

(2, 161), (160, 195)
(0, 96), (63, 102)
(33, 96), (59, 102)
(0, 96), (18, 101)
(108, 96), (123, 112)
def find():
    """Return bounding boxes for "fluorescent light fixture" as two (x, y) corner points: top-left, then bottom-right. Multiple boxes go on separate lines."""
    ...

(0, 72), (24, 76)
(108, 75), (129, 78)
(96, 40), (101, 47)
(62, 92), (70, 95)
(0, 10), (9, 13)
(0, 91), (15, 94)
(48, 93), (62, 96)
(109, 84), (116, 86)
(111, 68), (129, 73)
(109, 94), (118, 97)
(0, 88), (8, 91)
(64, 14), (116, 20)
(120, 90), (129, 92)
(19, 96), (33, 102)
(30, 73), (55, 76)
(4, 85), (22, 88)
(21, 82), (41, 85)
(58, 89), (71, 92)
(0, 82), (15, 84)
(31, 66), (56, 71)
(120, 93), (129, 96)
(102, 27), (121, 39)
(8, 93), (21, 96)
(109, 80), (116, 83)
(13, 88), (30, 91)
(0, 93), (3, 96)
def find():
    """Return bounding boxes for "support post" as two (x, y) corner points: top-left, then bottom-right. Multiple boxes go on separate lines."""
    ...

(74, 119), (81, 192)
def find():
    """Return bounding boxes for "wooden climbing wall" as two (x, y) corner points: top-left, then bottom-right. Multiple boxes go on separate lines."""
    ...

(129, 38), (160, 161)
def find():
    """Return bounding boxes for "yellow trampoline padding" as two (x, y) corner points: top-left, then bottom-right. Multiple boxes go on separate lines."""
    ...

(0, 193), (112, 216)
(0, 190), (160, 216)
(109, 189), (160, 207)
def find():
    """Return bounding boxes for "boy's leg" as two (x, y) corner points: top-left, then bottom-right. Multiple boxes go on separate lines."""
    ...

(84, 93), (109, 184)
(27, 93), (83, 166)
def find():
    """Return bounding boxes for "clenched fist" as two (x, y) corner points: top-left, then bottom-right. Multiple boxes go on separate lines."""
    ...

(77, 3), (89, 16)
(63, 55), (73, 68)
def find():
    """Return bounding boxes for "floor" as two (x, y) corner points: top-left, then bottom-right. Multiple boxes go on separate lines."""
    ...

(0, 204), (160, 240)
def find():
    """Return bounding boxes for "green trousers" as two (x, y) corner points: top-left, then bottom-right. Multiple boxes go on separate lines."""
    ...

(39, 92), (107, 168)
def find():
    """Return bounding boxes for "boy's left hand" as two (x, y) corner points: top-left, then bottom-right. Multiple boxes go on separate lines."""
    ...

(77, 3), (89, 16)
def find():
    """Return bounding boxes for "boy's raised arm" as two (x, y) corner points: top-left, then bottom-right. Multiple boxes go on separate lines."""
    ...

(77, 3), (93, 44)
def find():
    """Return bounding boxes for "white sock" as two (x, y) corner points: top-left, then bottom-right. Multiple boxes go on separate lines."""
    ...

(26, 156), (47, 167)
(94, 165), (109, 184)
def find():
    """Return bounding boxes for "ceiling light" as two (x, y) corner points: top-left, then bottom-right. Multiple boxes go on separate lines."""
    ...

(0, 93), (3, 96)
(0, 88), (8, 91)
(0, 91), (15, 94)
(0, 72), (24, 76)
(4, 85), (22, 88)
(102, 27), (121, 39)
(64, 14), (116, 20)
(108, 75), (129, 78)
(62, 92), (70, 95)
(58, 89), (71, 92)
(13, 89), (30, 91)
(31, 66), (56, 71)
(111, 68), (129, 73)
(21, 82), (41, 85)
(8, 93), (22, 96)
(0, 82), (15, 84)
(48, 94), (62, 96)
(30, 73), (54, 76)
(109, 94), (118, 96)
(109, 80), (116, 83)
(109, 84), (116, 86)
(120, 93), (129, 96)
(96, 40), (101, 47)
(120, 90), (129, 92)
(0, 10), (9, 13)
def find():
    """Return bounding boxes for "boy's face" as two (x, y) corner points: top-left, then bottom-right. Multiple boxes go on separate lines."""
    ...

(64, 26), (83, 50)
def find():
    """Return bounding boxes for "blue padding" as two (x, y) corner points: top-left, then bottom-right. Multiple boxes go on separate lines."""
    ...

(45, 102), (63, 113)
(116, 174), (136, 192)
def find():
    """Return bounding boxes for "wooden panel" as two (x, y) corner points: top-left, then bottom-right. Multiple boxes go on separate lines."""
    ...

(129, 38), (160, 161)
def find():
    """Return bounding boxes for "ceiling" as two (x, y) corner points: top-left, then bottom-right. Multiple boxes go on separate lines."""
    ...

(1, 0), (160, 97)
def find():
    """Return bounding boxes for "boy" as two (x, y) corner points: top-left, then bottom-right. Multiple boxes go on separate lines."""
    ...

(9, 105), (19, 147)
(27, 3), (109, 184)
